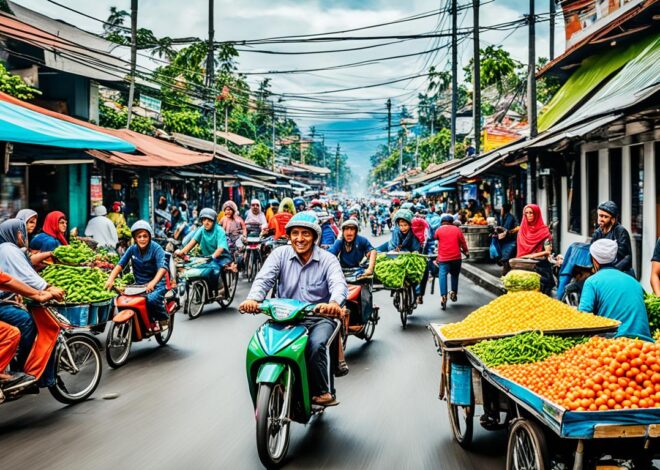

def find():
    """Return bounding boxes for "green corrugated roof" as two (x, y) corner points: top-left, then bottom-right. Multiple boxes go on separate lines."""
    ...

(538, 34), (657, 132)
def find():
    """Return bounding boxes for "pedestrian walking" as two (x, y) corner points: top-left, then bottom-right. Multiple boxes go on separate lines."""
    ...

(433, 214), (469, 311)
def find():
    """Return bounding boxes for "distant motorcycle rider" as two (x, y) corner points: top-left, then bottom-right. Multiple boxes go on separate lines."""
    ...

(240, 212), (348, 406)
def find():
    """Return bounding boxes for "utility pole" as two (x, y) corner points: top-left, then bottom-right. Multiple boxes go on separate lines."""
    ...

(206, 0), (214, 89)
(322, 135), (326, 169)
(450, 0), (458, 159)
(300, 134), (304, 164)
(549, 0), (556, 60)
(398, 135), (404, 174)
(430, 103), (435, 136)
(473, 0), (481, 155)
(335, 143), (340, 191)
(386, 99), (392, 153)
(125, 0), (138, 129)
(527, 0), (538, 138)
(271, 107), (276, 171)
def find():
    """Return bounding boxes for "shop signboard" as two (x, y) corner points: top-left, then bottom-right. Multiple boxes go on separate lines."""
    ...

(139, 94), (162, 114)
(90, 175), (103, 209)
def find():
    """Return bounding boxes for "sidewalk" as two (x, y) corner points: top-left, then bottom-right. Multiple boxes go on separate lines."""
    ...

(460, 259), (506, 296)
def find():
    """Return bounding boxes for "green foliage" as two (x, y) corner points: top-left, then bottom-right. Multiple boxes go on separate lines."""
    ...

(161, 109), (208, 138)
(463, 45), (523, 94)
(99, 104), (155, 134)
(248, 142), (272, 167)
(0, 63), (40, 100)
(417, 129), (451, 170)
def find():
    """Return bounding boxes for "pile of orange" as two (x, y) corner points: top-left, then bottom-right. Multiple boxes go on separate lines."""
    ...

(495, 336), (660, 411)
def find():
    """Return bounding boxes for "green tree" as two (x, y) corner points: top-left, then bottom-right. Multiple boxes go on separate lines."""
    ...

(0, 64), (40, 100)
(248, 142), (272, 167)
(463, 45), (522, 94)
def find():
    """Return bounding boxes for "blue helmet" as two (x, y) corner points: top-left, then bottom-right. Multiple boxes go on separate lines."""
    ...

(130, 220), (154, 238)
(393, 209), (413, 225)
(293, 197), (306, 209)
(199, 208), (217, 222)
(285, 211), (322, 241)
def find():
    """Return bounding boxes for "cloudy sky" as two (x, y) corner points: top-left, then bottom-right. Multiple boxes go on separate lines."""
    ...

(15, 0), (565, 176)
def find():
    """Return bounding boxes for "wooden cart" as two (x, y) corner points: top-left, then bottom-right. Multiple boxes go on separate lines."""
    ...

(429, 323), (658, 470)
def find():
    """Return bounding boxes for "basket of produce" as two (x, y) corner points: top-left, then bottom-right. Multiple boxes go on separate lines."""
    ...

(374, 253), (427, 289)
(502, 269), (541, 292)
(436, 291), (620, 347)
(41, 264), (134, 327)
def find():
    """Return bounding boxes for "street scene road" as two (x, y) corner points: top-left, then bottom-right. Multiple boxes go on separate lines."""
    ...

(0, 234), (504, 470)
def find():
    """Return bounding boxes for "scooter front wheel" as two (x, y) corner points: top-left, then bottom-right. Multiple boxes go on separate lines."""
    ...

(106, 320), (133, 368)
(256, 382), (290, 468)
(156, 313), (174, 346)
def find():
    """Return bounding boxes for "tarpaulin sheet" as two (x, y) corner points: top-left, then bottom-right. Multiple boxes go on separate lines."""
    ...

(556, 242), (592, 300)
(0, 100), (135, 151)
(538, 34), (656, 132)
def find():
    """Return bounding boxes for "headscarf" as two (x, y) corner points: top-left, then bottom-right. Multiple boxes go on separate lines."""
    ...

(590, 239), (618, 265)
(279, 198), (296, 215)
(0, 219), (27, 246)
(42, 211), (68, 246)
(222, 200), (239, 217)
(516, 204), (551, 257)
(16, 209), (38, 233)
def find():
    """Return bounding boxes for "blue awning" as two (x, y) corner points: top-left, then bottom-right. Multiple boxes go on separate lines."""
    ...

(0, 100), (135, 151)
(413, 176), (458, 196)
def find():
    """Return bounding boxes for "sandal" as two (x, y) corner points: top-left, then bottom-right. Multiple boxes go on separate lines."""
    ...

(441, 295), (447, 311)
(450, 291), (457, 302)
(336, 360), (349, 377)
(417, 296), (424, 305)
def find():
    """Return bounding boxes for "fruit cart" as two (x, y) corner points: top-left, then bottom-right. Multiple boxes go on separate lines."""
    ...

(429, 323), (660, 469)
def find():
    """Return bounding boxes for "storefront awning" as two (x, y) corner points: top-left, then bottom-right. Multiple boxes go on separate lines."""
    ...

(214, 131), (255, 146)
(530, 114), (622, 148)
(412, 176), (458, 196)
(0, 99), (135, 151)
(538, 34), (657, 132)
(0, 92), (212, 167)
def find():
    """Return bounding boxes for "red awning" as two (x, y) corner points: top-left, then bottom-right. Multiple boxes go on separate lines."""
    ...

(0, 92), (212, 167)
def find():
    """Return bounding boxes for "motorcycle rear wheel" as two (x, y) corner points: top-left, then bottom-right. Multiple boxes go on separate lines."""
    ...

(188, 281), (206, 319)
(218, 270), (238, 309)
(256, 382), (290, 468)
(248, 253), (261, 283)
(50, 334), (102, 404)
(105, 320), (133, 368)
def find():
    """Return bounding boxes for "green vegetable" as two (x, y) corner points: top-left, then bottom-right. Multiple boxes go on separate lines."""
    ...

(644, 292), (660, 334)
(53, 238), (96, 265)
(42, 264), (116, 304)
(467, 331), (588, 367)
(502, 269), (541, 292)
(374, 253), (428, 289)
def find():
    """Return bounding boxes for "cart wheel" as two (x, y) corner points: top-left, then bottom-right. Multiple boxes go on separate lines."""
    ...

(399, 289), (408, 329)
(445, 367), (474, 448)
(506, 418), (548, 470)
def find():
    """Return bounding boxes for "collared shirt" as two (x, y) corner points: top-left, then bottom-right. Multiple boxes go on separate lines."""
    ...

(0, 242), (47, 290)
(247, 244), (348, 305)
(579, 266), (653, 342)
(118, 241), (167, 285)
(328, 235), (373, 268)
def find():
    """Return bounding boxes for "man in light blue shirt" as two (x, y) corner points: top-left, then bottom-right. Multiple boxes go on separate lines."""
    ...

(579, 239), (652, 342)
(241, 212), (348, 406)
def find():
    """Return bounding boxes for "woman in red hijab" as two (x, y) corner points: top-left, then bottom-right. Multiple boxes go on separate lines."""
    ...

(30, 211), (68, 252)
(516, 204), (554, 294)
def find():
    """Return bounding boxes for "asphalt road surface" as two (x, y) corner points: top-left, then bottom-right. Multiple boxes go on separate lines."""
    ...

(0, 232), (506, 470)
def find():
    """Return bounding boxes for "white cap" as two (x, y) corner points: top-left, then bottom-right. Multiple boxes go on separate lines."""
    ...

(94, 205), (107, 216)
(590, 239), (617, 265)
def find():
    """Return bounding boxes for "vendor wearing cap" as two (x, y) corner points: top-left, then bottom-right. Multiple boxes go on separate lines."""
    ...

(579, 239), (652, 342)
(241, 211), (348, 406)
(328, 219), (377, 276)
(591, 201), (634, 275)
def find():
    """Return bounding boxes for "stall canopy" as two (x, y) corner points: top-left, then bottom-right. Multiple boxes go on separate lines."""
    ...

(0, 92), (211, 167)
(0, 99), (135, 151)
(412, 176), (457, 196)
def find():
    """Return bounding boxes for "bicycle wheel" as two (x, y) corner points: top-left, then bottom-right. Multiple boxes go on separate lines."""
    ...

(188, 281), (206, 319)
(218, 270), (238, 309)
(155, 313), (174, 345)
(49, 334), (102, 404)
(399, 289), (408, 329)
(445, 366), (474, 448)
(505, 419), (548, 470)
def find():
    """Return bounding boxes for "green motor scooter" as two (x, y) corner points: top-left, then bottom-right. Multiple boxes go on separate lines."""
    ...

(245, 298), (342, 468)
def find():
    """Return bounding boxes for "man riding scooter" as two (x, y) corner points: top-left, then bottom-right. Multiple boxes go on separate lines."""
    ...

(240, 211), (348, 406)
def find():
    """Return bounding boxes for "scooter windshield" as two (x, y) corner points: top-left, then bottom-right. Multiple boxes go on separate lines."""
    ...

(263, 299), (313, 322)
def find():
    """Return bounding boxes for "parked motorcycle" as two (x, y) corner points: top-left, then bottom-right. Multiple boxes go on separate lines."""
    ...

(342, 267), (379, 345)
(105, 274), (179, 368)
(1, 302), (103, 405)
(244, 299), (342, 468)
(179, 256), (238, 319)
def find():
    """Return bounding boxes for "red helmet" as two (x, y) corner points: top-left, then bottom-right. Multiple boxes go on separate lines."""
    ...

(392, 198), (401, 205)
(310, 199), (322, 208)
